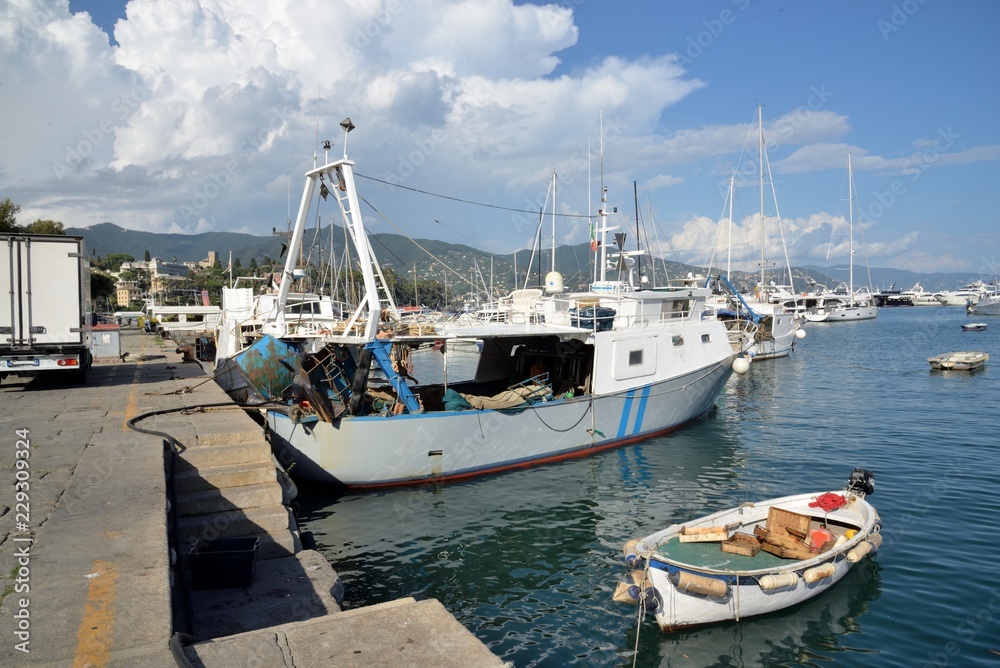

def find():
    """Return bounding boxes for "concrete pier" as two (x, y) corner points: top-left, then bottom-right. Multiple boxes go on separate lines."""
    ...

(0, 329), (505, 667)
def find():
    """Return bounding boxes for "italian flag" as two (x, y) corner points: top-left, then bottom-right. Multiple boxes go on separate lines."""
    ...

(590, 219), (598, 252)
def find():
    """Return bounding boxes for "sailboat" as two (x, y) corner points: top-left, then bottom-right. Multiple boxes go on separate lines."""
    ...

(803, 155), (878, 323)
(233, 120), (753, 489)
(707, 106), (805, 358)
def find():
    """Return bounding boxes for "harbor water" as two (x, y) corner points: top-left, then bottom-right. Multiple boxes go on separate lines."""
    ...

(294, 306), (1000, 667)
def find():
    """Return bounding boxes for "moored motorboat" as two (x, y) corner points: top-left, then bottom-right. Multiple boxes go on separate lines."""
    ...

(961, 323), (987, 332)
(927, 351), (989, 370)
(967, 291), (1000, 315)
(613, 468), (880, 632)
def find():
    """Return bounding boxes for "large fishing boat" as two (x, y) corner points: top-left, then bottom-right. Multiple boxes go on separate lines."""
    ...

(226, 121), (753, 488)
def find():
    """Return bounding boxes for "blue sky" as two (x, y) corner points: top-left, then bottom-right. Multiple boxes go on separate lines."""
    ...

(3, 1), (998, 278)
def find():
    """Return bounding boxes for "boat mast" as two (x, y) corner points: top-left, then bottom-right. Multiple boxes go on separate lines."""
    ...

(551, 171), (557, 274)
(848, 153), (855, 303)
(758, 104), (767, 301)
(599, 111), (608, 283)
(726, 173), (734, 279)
(634, 180), (641, 283)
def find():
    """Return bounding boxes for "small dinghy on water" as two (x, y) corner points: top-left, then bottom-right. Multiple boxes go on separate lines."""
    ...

(960, 323), (987, 332)
(613, 468), (880, 632)
(927, 351), (989, 371)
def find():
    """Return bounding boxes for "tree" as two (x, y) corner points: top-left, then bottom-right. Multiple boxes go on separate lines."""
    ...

(1, 198), (22, 232)
(90, 272), (116, 309)
(24, 219), (64, 235)
(144, 249), (151, 262)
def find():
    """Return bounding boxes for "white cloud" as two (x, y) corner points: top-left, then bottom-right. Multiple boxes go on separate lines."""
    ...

(643, 174), (685, 191)
(1, 0), (997, 275)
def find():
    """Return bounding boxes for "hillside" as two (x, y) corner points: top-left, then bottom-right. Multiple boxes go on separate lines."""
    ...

(67, 223), (984, 295)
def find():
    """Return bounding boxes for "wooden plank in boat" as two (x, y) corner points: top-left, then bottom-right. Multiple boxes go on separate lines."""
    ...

(678, 525), (729, 543)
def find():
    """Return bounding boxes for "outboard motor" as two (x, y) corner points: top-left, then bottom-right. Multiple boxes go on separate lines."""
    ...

(848, 467), (875, 496)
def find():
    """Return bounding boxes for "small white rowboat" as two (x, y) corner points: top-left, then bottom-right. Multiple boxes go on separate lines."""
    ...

(613, 468), (881, 632)
(927, 351), (989, 370)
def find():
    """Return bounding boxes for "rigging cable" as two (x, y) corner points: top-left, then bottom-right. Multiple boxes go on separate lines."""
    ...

(355, 172), (595, 220)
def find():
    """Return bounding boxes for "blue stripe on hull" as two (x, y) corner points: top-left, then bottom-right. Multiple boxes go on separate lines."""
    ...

(617, 389), (635, 438)
(632, 385), (650, 435)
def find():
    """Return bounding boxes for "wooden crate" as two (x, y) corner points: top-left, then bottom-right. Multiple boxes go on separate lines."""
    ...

(760, 541), (815, 561)
(678, 525), (729, 543)
(721, 532), (762, 557)
(766, 507), (810, 539)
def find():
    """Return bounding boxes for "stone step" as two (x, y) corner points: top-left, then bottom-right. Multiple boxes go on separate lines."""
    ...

(177, 503), (294, 547)
(178, 529), (300, 568)
(182, 596), (507, 667)
(176, 439), (272, 471)
(175, 482), (284, 517)
(173, 461), (276, 492)
(184, 550), (343, 641)
(256, 531), (301, 560)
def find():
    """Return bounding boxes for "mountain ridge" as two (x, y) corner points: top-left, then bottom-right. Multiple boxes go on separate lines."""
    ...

(67, 222), (987, 293)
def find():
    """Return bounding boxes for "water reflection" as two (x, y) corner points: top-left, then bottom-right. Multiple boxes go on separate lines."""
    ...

(640, 561), (882, 667)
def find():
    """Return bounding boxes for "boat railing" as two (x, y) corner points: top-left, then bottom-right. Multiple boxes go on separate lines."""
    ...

(723, 318), (758, 353)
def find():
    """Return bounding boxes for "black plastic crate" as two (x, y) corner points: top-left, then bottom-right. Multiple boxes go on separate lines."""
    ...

(569, 306), (616, 332)
(189, 537), (260, 590)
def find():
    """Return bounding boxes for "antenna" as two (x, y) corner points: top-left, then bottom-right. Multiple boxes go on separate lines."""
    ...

(312, 90), (321, 168)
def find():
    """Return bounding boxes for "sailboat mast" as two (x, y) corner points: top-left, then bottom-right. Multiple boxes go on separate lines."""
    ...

(727, 173), (734, 279)
(758, 104), (766, 300)
(848, 153), (855, 301)
(634, 180), (641, 283)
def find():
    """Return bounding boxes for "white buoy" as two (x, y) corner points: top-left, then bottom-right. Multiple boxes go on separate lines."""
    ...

(795, 328), (807, 340)
(847, 533), (882, 563)
(732, 356), (751, 374)
(803, 562), (836, 583)
(758, 572), (799, 590)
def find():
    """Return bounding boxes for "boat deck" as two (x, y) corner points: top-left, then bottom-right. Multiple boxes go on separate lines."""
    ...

(653, 535), (789, 571)
(652, 515), (860, 572)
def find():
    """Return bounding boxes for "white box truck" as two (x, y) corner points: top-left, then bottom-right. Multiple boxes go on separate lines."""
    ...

(1, 233), (93, 384)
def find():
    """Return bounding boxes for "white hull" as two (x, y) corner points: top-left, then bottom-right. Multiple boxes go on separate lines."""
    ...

(803, 304), (877, 322)
(937, 294), (976, 306)
(619, 488), (880, 631)
(748, 310), (800, 359)
(267, 352), (735, 488)
(968, 295), (1000, 315)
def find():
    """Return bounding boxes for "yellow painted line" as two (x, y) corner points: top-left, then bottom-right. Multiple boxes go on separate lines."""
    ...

(122, 356), (144, 430)
(73, 560), (120, 668)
